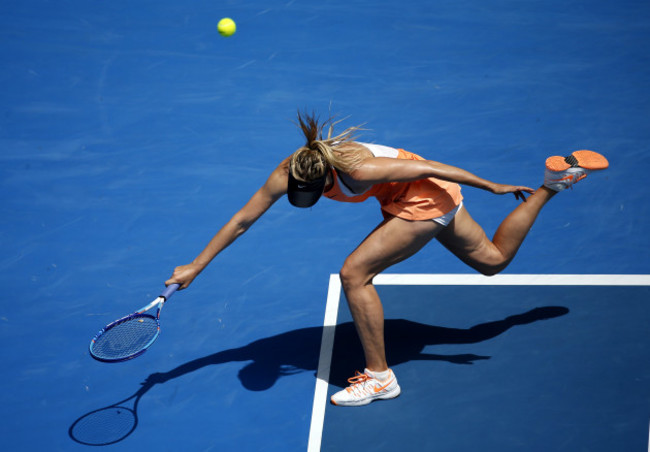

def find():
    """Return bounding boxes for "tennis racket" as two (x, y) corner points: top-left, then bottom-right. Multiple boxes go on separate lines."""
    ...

(89, 284), (180, 363)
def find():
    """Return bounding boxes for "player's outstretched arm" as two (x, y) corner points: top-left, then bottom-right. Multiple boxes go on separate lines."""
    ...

(166, 157), (290, 289)
(351, 157), (535, 201)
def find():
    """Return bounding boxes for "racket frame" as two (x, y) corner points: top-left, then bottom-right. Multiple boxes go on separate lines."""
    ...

(89, 284), (179, 363)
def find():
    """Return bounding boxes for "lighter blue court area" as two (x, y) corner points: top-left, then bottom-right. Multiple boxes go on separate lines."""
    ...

(1, 0), (650, 451)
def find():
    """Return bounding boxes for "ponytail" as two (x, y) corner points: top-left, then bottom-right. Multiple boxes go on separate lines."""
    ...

(290, 112), (366, 182)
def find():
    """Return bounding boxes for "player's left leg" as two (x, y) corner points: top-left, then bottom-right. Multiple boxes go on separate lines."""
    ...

(332, 215), (444, 406)
(437, 149), (609, 275)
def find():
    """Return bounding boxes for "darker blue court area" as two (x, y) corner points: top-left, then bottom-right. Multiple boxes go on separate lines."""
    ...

(324, 285), (650, 451)
(1, 0), (649, 450)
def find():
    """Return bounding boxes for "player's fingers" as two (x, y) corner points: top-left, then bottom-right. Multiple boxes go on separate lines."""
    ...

(513, 191), (527, 202)
(165, 272), (185, 289)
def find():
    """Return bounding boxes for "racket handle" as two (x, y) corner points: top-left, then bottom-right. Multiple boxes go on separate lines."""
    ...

(160, 283), (180, 300)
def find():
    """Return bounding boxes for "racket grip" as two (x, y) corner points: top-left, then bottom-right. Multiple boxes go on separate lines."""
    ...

(160, 283), (180, 300)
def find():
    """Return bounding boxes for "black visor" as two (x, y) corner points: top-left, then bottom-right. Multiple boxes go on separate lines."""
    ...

(287, 169), (327, 208)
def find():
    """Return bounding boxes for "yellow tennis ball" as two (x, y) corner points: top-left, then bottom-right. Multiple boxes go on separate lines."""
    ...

(217, 18), (236, 37)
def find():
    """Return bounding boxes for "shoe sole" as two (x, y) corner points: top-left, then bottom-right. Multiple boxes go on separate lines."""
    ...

(546, 150), (609, 172)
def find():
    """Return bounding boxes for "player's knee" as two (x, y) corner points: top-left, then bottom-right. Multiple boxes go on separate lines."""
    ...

(339, 259), (368, 291)
(338, 263), (357, 290)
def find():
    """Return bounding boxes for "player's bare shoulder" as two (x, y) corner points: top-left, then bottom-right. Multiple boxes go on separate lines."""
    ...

(265, 155), (292, 195)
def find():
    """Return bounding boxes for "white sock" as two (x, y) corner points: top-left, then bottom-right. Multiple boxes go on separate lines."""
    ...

(366, 368), (390, 382)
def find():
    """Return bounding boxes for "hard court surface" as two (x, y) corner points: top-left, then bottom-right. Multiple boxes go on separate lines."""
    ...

(1, 0), (649, 451)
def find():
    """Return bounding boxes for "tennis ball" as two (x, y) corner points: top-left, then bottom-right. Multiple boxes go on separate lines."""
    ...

(217, 18), (236, 37)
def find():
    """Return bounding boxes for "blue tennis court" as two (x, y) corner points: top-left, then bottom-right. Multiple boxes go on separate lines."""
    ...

(2, 0), (649, 450)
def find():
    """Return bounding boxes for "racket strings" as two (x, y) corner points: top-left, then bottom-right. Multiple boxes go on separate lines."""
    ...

(91, 316), (159, 360)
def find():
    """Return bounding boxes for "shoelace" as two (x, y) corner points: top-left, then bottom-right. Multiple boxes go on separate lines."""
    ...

(345, 371), (374, 396)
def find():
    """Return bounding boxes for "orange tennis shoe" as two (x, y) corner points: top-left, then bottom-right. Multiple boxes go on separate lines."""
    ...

(544, 150), (609, 191)
(330, 369), (401, 407)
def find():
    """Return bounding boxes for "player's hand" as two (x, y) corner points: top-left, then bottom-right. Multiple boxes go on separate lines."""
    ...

(490, 183), (535, 202)
(166, 263), (202, 290)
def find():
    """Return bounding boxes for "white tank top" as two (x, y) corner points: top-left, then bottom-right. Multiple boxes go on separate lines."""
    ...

(358, 142), (399, 158)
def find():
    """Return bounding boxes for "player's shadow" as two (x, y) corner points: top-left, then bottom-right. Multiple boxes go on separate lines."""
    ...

(69, 306), (568, 445)
(146, 305), (569, 390)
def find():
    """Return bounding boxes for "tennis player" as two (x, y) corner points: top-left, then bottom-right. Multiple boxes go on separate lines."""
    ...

(166, 113), (608, 407)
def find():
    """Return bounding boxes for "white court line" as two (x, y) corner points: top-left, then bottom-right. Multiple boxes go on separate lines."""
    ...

(307, 274), (342, 452)
(373, 273), (650, 286)
(307, 274), (650, 451)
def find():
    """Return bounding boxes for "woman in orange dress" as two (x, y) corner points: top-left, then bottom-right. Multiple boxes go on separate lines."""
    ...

(166, 113), (608, 406)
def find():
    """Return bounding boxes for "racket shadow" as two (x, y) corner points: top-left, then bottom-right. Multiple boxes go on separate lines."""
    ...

(68, 382), (152, 446)
(68, 305), (568, 445)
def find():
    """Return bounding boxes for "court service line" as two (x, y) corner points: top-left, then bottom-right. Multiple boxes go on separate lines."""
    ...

(307, 274), (342, 452)
(307, 273), (650, 451)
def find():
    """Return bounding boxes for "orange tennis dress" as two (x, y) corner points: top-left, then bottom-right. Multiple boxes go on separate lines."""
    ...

(323, 143), (463, 221)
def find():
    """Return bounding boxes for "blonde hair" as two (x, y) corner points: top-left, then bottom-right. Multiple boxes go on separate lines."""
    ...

(289, 112), (365, 182)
